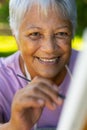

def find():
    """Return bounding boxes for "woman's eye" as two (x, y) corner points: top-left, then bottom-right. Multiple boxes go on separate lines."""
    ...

(29, 32), (41, 40)
(55, 32), (69, 39)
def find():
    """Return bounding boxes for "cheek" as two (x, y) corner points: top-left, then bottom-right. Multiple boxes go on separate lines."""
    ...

(64, 39), (71, 53)
(65, 46), (72, 64)
(60, 40), (72, 62)
(18, 37), (39, 55)
(57, 38), (71, 49)
(64, 43), (71, 57)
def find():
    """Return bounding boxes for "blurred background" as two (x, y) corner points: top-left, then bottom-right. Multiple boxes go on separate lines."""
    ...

(0, 0), (87, 57)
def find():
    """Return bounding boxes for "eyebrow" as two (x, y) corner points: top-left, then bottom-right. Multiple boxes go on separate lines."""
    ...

(55, 25), (71, 30)
(25, 24), (71, 33)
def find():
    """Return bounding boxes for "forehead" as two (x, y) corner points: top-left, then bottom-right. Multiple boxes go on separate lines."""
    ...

(20, 4), (71, 30)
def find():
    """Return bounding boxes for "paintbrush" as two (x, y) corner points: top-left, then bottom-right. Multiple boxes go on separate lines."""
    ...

(17, 74), (65, 99)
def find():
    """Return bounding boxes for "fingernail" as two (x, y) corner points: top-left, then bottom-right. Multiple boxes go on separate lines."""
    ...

(58, 98), (64, 105)
(52, 103), (57, 109)
(53, 84), (58, 91)
(38, 99), (44, 104)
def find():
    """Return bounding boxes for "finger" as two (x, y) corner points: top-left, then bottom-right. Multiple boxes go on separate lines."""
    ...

(18, 86), (58, 110)
(13, 96), (45, 112)
(25, 87), (61, 110)
(37, 83), (63, 105)
(32, 76), (54, 88)
(26, 82), (63, 107)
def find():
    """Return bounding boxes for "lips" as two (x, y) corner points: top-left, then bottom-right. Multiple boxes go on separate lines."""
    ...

(35, 56), (61, 64)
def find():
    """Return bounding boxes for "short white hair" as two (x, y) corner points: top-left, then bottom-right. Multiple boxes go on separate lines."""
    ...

(9, 0), (77, 38)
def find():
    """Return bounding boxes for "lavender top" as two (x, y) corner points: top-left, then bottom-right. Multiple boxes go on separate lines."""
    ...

(0, 50), (78, 129)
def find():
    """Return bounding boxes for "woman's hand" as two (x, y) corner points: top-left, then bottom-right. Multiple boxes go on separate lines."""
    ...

(9, 76), (63, 130)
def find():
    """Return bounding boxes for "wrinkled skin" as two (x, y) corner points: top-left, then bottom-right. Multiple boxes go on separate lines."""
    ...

(9, 77), (63, 130)
(1, 5), (73, 130)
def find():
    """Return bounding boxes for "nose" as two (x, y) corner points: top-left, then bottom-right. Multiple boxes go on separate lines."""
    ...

(41, 36), (58, 53)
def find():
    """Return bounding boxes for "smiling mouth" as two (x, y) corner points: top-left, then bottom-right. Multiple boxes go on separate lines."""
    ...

(35, 56), (61, 64)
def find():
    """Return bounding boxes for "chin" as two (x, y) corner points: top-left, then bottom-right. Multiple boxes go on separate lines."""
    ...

(37, 70), (60, 79)
(33, 64), (66, 79)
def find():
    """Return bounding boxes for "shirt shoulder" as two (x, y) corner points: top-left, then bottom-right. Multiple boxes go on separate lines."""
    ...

(0, 51), (20, 69)
(0, 51), (26, 92)
(0, 52), (27, 122)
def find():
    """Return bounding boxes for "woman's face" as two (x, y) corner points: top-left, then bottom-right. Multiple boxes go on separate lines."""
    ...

(18, 5), (72, 80)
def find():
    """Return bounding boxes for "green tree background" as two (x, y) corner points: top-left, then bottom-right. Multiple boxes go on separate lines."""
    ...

(76, 0), (87, 36)
(0, 0), (87, 36)
(0, 0), (9, 23)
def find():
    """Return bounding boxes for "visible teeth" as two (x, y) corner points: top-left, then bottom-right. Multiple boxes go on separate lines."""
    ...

(39, 58), (58, 62)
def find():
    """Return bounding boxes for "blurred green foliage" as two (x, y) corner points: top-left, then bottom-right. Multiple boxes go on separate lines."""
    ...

(76, 0), (87, 36)
(0, 36), (18, 57)
(0, 0), (9, 23)
(0, 0), (87, 36)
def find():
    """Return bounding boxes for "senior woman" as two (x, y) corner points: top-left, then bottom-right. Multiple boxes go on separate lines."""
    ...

(0, 0), (78, 130)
